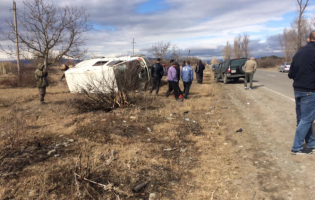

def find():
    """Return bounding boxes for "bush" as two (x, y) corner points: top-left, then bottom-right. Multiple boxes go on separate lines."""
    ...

(0, 62), (59, 88)
(73, 60), (148, 112)
(257, 56), (284, 68)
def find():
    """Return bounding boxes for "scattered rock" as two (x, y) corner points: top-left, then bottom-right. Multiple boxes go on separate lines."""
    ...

(233, 179), (243, 185)
(54, 154), (60, 157)
(68, 139), (74, 143)
(205, 112), (212, 115)
(185, 118), (190, 122)
(55, 144), (65, 149)
(147, 127), (152, 132)
(221, 106), (228, 109)
(180, 148), (187, 153)
(149, 193), (158, 200)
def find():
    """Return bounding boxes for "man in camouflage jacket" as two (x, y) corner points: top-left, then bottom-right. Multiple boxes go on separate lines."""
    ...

(35, 63), (49, 104)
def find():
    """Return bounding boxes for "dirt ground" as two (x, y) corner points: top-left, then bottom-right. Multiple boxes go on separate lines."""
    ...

(0, 68), (314, 200)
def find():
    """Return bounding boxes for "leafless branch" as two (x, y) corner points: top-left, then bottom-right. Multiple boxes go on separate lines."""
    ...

(1, 0), (91, 68)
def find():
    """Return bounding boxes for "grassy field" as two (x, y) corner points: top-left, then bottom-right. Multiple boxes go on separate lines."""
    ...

(0, 69), (244, 199)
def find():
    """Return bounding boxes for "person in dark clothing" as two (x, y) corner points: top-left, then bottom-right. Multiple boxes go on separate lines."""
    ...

(289, 31), (315, 155)
(167, 62), (183, 101)
(195, 60), (205, 83)
(150, 58), (164, 95)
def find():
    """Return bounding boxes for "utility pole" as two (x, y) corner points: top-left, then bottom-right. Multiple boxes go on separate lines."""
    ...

(132, 38), (135, 56)
(13, 1), (20, 76)
(188, 49), (190, 57)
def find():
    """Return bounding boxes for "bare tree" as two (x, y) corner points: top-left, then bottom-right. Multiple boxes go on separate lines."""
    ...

(151, 42), (171, 60)
(241, 33), (250, 58)
(233, 34), (242, 58)
(296, 0), (310, 50)
(1, 0), (90, 68)
(170, 44), (181, 61)
(291, 17), (311, 50)
(210, 57), (217, 65)
(221, 41), (232, 61)
(279, 28), (296, 62)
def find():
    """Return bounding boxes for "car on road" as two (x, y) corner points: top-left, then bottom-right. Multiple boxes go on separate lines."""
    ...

(214, 58), (247, 84)
(278, 62), (291, 73)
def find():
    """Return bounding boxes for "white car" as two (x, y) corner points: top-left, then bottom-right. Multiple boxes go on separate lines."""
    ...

(65, 55), (151, 93)
(278, 62), (291, 73)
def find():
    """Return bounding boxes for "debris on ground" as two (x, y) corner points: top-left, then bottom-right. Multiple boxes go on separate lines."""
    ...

(236, 128), (243, 132)
(149, 193), (158, 200)
(185, 118), (190, 122)
(147, 127), (152, 132)
(183, 111), (189, 115)
(221, 106), (228, 109)
(132, 181), (149, 193)
(163, 148), (177, 151)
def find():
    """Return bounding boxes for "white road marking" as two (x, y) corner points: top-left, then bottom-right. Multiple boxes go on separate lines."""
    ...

(260, 86), (295, 102)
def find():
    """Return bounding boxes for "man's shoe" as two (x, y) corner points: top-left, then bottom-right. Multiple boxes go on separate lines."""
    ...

(176, 98), (183, 102)
(291, 148), (313, 155)
(308, 147), (315, 152)
(244, 87), (247, 90)
(249, 87), (253, 90)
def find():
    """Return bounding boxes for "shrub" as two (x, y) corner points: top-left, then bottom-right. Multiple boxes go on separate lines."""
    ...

(257, 56), (284, 68)
(73, 60), (148, 112)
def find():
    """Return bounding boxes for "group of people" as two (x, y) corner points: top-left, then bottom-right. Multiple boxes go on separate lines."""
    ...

(149, 58), (205, 101)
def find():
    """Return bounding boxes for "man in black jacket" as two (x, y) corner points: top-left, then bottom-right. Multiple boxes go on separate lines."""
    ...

(289, 31), (315, 155)
(150, 58), (164, 95)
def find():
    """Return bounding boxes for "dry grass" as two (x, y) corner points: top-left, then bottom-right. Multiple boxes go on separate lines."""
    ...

(0, 70), (243, 199)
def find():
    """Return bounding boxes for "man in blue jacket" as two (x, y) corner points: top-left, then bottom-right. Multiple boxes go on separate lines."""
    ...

(289, 31), (315, 155)
(181, 60), (194, 99)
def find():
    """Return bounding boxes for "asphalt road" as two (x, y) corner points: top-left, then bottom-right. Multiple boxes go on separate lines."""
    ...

(253, 70), (295, 102)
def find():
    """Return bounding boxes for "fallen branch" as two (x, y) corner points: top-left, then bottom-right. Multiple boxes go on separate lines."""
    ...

(74, 173), (132, 197)
(210, 190), (215, 200)
(106, 150), (115, 166)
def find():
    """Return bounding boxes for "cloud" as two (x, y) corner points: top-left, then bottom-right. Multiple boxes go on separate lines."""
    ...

(0, 0), (307, 60)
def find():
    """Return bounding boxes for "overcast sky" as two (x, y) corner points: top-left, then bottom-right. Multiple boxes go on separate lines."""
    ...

(0, 0), (314, 60)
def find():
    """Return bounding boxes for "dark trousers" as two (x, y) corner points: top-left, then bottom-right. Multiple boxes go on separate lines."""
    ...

(244, 72), (254, 88)
(196, 73), (203, 83)
(38, 87), (46, 102)
(150, 77), (161, 94)
(168, 81), (182, 99)
(183, 81), (192, 98)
